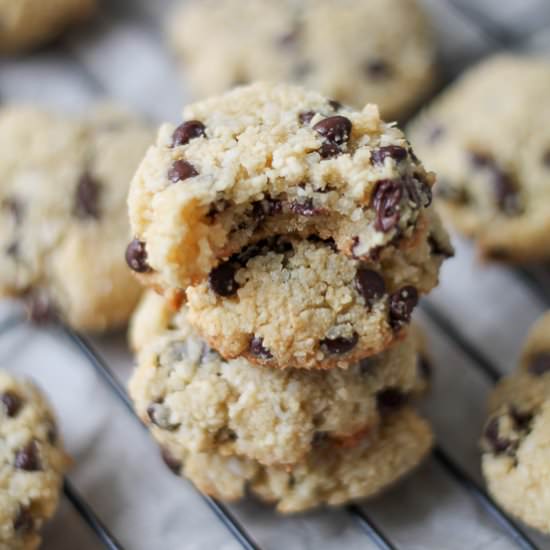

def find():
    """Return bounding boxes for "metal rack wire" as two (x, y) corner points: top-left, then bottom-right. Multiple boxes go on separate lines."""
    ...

(1, 1), (550, 548)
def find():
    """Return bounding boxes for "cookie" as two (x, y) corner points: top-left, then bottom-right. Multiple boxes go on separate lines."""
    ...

(409, 55), (550, 263)
(129, 298), (429, 466)
(0, 105), (152, 332)
(186, 214), (450, 369)
(0, 371), (68, 550)
(481, 312), (550, 533)
(0, 0), (95, 54)
(167, 0), (436, 120)
(159, 406), (432, 513)
(127, 83), (443, 307)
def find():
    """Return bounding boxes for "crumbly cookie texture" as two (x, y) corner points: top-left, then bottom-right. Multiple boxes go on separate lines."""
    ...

(0, 105), (152, 332)
(409, 55), (550, 263)
(0, 371), (68, 550)
(167, 0), (436, 120)
(128, 82), (439, 300)
(186, 213), (451, 369)
(159, 406), (432, 513)
(129, 298), (429, 466)
(0, 0), (95, 54)
(481, 312), (550, 533)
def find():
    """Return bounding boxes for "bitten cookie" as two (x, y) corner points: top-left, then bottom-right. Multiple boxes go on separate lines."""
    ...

(0, 105), (152, 332)
(167, 0), (436, 120)
(0, 0), (95, 54)
(481, 312), (550, 533)
(127, 83), (444, 305)
(409, 55), (550, 263)
(186, 217), (450, 369)
(0, 372), (68, 550)
(129, 296), (429, 466)
(159, 406), (433, 513)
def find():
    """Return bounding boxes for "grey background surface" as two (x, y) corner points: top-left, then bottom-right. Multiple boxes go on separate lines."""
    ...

(1, 1), (550, 548)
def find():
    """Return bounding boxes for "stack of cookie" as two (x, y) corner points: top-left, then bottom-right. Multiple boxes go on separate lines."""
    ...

(127, 82), (453, 512)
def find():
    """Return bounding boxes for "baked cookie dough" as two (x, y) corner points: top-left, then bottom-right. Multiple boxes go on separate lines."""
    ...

(409, 55), (550, 263)
(167, 0), (436, 120)
(129, 297), (429, 466)
(186, 216), (450, 369)
(0, 105), (152, 332)
(128, 83), (442, 305)
(0, 0), (95, 54)
(159, 406), (432, 513)
(0, 371), (68, 550)
(481, 312), (550, 533)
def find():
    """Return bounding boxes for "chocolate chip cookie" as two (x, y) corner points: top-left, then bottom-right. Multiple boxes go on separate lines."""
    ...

(186, 214), (450, 369)
(0, 105), (152, 331)
(127, 83), (444, 310)
(481, 312), (550, 533)
(129, 295), (429, 466)
(0, 0), (95, 54)
(0, 371), (68, 549)
(167, 0), (436, 120)
(410, 55), (550, 263)
(157, 406), (432, 513)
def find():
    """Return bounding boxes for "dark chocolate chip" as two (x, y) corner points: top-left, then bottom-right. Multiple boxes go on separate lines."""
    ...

(125, 239), (152, 273)
(1, 391), (23, 418)
(542, 149), (550, 168)
(168, 160), (198, 183)
(160, 447), (182, 475)
(249, 337), (273, 360)
(389, 286), (418, 330)
(289, 198), (323, 216)
(371, 179), (403, 232)
(328, 100), (342, 111)
(417, 355), (432, 380)
(171, 120), (206, 147)
(493, 168), (520, 215)
(14, 507), (34, 534)
(147, 401), (179, 431)
(209, 262), (239, 297)
(74, 172), (101, 220)
(377, 388), (406, 413)
(14, 441), (41, 471)
(318, 141), (342, 159)
(365, 59), (392, 79)
(307, 235), (337, 251)
(299, 111), (316, 125)
(355, 268), (385, 308)
(510, 407), (533, 430)
(215, 427), (237, 443)
(528, 352), (550, 376)
(371, 146), (408, 165)
(404, 176), (432, 208)
(27, 293), (56, 325)
(6, 241), (18, 257)
(428, 235), (454, 258)
(313, 116), (352, 145)
(3, 198), (23, 224)
(251, 198), (282, 219)
(320, 332), (359, 355)
(483, 417), (511, 454)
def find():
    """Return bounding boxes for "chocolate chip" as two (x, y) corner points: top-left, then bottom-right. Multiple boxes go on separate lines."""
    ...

(428, 235), (454, 258)
(389, 286), (418, 330)
(209, 262), (239, 297)
(318, 141), (342, 159)
(307, 235), (337, 251)
(6, 242), (18, 257)
(417, 355), (432, 380)
(510, 407), (533, 430)
(483, 417), (511, 454)
(371, 146), (408, 165)
(14, 507), (34, 534)
(14, 441), (41, 471)
(125, 239), (152, 273)
(27, 293), (56, 325)
(147, 401), (179, 431)
(160, 448), (181, 475)
(328, 100), (342, 111)
(171, 120), (206, 147)
(249, 337), (273, 359)
(299, 111), (316, 125)
(365, 59), (392, 79)
(403, 176), (432, 209)
(542, 149), (550, 168)
(371, 179), (403, 232)
(168, 160), (198, 183)
(355, 268), (385, 308)
(377, 388), (406, 413)
(289, 198), (323, 216)
(74, 172), (101, 220)
(1, 391), (23, 417)
(320, 332), (359, 355)
(528, 352), (550, 376)
(3, 198), (23, 224)
(313, 116), (352, 145)
(251, 198), (282, 219)
(470, 151), (493, 168)
(215, 427), (237, 443)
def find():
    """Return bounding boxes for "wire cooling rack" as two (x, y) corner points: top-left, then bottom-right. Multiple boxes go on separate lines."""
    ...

(1, 0), (550, 548)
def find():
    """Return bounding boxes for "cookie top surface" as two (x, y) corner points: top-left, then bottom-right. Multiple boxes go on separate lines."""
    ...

(0, 105), (152, 331)
(129, 293), (428, 466)
(0, 0), (95, 54)
(481, 312), (550, 533)
(167, 0), (436, 120)
(159, 406), (433, 513)
(186, 218), (450, 369)
(128, 82), (436, 294)
(409, 55), (550, 262)
(0, 371), (67, 550)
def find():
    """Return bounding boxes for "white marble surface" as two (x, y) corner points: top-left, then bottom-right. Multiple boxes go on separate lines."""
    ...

(1, 0), (550, 548)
